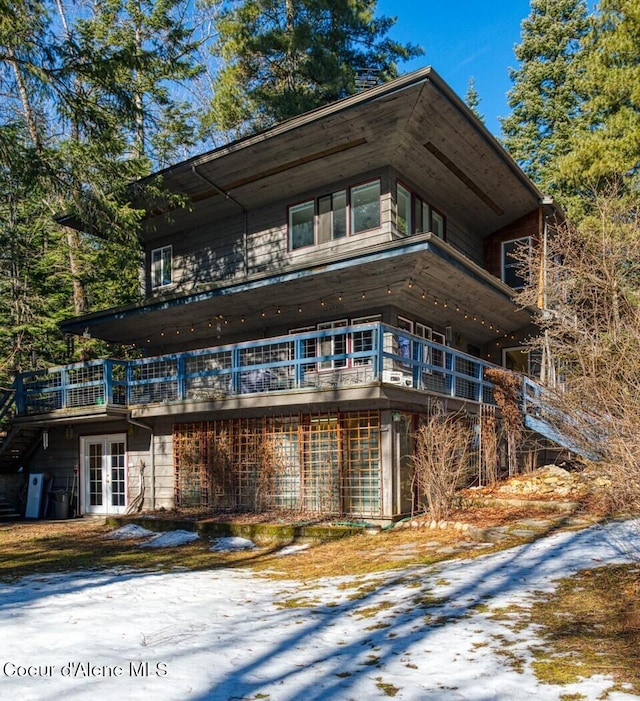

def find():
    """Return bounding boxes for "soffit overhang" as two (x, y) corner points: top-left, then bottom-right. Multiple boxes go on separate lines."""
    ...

(139, 66), (545, 240)
(60, 235), (536, 350)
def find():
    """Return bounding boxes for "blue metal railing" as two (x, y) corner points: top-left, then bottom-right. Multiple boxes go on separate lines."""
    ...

(15, 324), (497, 415)
(17, 360), (128, 415)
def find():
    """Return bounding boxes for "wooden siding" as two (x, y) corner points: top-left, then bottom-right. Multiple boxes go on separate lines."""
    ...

(148, 164), (502, 297)
(23, 420), (176, 514)
(147, 169), (394, 297)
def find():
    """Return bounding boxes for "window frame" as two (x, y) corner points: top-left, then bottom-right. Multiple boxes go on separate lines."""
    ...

(351, 315), (381, 366)
(396, 182), (412, 236)
(317, 319), (349, 370)
(288, 178), (381, 251)
(501, 236), (532, 290)
(394, 180), (446, 239)
(350, 179), (381, 235)
(317, 189), (347, 244)
(288, 199), (315, 251)
(430, 208), (446, 239)
(150, 245), (173, 290)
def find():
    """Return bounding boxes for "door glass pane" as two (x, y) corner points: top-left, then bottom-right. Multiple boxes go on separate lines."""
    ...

(318, 321), (347, 370)
(89, 443), (103, 506)
(110, 441), (126, 507)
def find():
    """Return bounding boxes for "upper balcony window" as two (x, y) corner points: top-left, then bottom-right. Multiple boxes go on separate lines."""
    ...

(398, 181), (445, 240)
(431, 209), (445, 238)
(150, 245), (172, 289)
(318, 190), (347, 243)
(351, 180), (380, 234)
(289, 179), (380, 251)
(397, 183), (412, 236)
(502, 237), (531, 289)
(289, 201), (315, 249)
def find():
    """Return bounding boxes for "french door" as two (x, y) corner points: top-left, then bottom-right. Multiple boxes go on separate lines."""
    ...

(81, 434), (127, 515)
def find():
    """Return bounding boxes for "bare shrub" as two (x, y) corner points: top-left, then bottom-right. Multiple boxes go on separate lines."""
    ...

(412, 403), (476, 520)
(518, 186), (640, 515)
(485, 367), (524, 476)
(479, 405), (500, 486)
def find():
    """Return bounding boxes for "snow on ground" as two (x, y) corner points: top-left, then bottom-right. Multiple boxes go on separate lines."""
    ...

(103, 524), (157, 540)
(210, 536), (256, 551)
(139, 530), (201, 548)
(1, 520), (639, 701)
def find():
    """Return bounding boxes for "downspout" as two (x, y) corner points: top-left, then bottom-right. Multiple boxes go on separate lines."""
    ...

(539, 196), (553, 386)
(191, 165), (249, 276)
(126, 416), (155, 510)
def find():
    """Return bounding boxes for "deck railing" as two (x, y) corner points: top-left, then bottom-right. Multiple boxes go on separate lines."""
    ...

(15, 324), (497, 415)
(16, 360), (128, 415)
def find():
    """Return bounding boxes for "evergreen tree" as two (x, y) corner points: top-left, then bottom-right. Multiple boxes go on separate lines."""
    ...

(206, 0), (423, 136)
(0, 0), (210, 378)
(559, 0), (640, 189)
(500, 0), (589, 192)
(75, 0), (205, 167)
(464, 77), (484, 122)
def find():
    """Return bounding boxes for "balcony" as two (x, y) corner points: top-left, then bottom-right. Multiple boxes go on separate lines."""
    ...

(13, 324), (496, 417)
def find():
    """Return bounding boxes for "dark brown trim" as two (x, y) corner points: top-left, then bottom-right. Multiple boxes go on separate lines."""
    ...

(423, 141), (504, 216)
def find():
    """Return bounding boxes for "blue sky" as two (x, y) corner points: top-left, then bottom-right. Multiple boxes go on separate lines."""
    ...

(377, 0), (534, 136)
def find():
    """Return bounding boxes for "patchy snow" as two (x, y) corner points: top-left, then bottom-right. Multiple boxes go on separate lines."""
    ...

(210, 536), (256, 552)
(274, 543), (311, 557)
(138, 530), (200, 548)
(1, 520), (639, 701)
(103, 524), (156, 540)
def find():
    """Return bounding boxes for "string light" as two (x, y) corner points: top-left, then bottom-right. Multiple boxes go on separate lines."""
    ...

(139, 280), (525, 342)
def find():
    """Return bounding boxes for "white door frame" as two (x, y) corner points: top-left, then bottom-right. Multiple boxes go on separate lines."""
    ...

(80, 434), (128, 515)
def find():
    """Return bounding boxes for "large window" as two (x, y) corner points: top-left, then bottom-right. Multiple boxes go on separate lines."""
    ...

(151, 245), (172, 289)
(289, 201), (315, 249)
(431, 209), (445, 238)
(318, 190), (347, 243)
(289, 179), (380, 250)
(396, 181), (445, 239)
(351, 180), (381, 234)
(317, 320), (348, 370)
(502, 237), (531, 289)
(396, 183), (412, 236)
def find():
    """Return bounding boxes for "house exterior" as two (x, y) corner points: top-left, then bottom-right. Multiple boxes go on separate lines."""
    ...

(0, 67), (557, 521)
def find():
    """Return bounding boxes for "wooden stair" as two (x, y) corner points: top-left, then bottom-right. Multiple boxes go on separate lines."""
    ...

(0, 495), (21, 521)
(0, 425), (42, 472)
